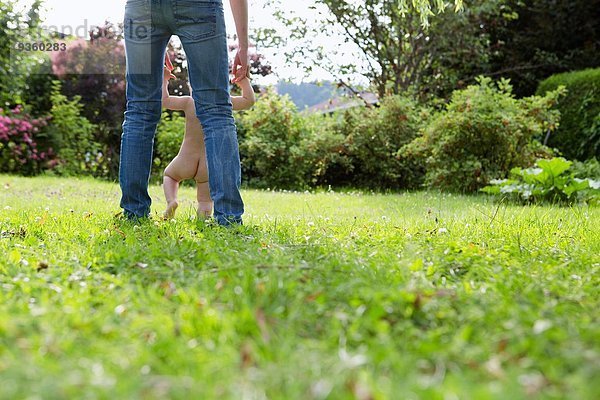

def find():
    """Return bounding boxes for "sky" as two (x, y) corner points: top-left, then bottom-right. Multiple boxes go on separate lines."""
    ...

(15, 0), (365, 85)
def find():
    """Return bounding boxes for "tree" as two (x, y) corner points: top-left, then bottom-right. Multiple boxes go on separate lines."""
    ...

(0, 0), (46, 106)
(484, 0), (600, 96)
(255, 0), (499, 98)
(259, 0), (600, 99)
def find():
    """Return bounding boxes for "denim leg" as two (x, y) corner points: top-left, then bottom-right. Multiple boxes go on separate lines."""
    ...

(173, 0), (244, 226)
(120, 0), (171, 218)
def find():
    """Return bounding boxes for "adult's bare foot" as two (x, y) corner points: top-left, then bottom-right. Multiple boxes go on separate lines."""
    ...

(197, 201), (213, 220)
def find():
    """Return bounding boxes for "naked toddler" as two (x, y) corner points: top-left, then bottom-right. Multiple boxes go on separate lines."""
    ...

(161, 55), (255, 219)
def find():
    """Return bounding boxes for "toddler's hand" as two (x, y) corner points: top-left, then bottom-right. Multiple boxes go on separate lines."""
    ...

(163, 67), (176, 80)
(164, 54), (176, 80)
(232, 65), (249, 84)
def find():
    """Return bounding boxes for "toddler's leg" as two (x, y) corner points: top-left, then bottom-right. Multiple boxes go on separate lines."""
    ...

(196, 182), (213, 220)
(163, 167), (181, 219)
(195, 159), (213, 220)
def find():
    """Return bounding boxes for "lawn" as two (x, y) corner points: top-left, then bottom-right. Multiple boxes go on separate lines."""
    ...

(0, 175), (598, 399)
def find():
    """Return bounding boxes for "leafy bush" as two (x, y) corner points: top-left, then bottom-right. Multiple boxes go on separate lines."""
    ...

(0, 105), (55, 175)
(154, 111), (186, 177)
(46, 82), (104, 176)
(537, 68), (600, 161)
(238, 90), (346, 189)
(404, 77), (562, 192)
(482, 157), (600, 204)
(298, 112), (350, 187)
(572, 157), (600, 180)
(237, 90), (305, 188)
(333, 95), (429, 189)
(0, 0), (47, 107)
(21, 57), (57, 117)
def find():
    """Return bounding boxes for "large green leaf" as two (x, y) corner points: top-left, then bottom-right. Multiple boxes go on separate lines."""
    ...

(563, 179), (590, 196)
(537, 157), (572, 178)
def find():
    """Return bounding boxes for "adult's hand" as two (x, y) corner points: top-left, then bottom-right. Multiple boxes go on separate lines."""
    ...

(232, 47), (248, 83)
(164, 54), (176, 79)
(229, 0), (248, 83)
(165, 54), (174, 71)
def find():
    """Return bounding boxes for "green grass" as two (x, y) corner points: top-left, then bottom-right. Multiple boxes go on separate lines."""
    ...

(0, 174), (598, 399)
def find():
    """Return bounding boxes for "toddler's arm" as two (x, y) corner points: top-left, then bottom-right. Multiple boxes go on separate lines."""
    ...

(231, 77), (256, 111)
(162, 73), (194, 113)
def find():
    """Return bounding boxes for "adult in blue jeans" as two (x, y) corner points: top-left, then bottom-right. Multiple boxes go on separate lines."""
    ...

(120, 0), (248, 226)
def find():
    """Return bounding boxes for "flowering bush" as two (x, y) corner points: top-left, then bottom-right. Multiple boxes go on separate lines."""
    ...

(0, 105), (56, 175)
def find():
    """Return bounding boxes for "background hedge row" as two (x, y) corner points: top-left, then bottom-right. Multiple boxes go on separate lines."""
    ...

(537, 68), (600, 161)
(152, 77), (571, 193)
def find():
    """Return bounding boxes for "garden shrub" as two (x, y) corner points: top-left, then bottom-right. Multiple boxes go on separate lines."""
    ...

(0, 105), (55, 175)
(482, 157), (599, 204)
(237, 90), (305, 188)
(46, 82), (103, 176)
(404, 77), (562, 192)
(339, 95), (429, 189)
(21, 57), (57, 117)
(537, 68), (600, 161)
(572, 157), (600, 180)
(299, 112), (350, 187)
(0, 0), (46, 107)
(238, 90), (346, 189)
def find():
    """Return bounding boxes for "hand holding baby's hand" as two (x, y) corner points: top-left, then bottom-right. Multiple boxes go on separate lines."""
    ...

(163, 67), (176, 81)
(232, 65), (249, 84)
(164, 54), (176, 80)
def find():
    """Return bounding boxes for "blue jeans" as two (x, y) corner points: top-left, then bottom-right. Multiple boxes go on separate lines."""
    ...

(120, 0), (244, 226)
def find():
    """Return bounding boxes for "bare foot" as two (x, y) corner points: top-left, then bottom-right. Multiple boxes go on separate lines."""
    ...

(197, 201), (213, 220)
(163, 200), (179, 219)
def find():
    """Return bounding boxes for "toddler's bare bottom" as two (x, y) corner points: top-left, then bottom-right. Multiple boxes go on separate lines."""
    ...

(162, 145), (213, 220)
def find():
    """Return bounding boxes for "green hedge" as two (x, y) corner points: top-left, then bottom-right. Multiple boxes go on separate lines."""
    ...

(537, 68), (600, 160)
(150, 77), (567, 193)
(334, 96), (429, 189)
(237, 90), (347, 189)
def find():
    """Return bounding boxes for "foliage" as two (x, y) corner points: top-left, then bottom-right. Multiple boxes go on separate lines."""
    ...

(51, 22), (126, 177)
(572, 157), (600, 180)
(404, 77), (563, 192)
(258, 0), (485, 98)
(0, 175), (599, 399)
(0, 0), (47, 106)
(482, 157), (600, 204)
(297, 111), (351, 187)
(537, 68), (600, 161)
(20, 57), (57, 117)
(153, 111), (187, 176)
(484, 0), (600, 97)
(237, 90), (316, 189)
(45, 82), (104, 177)
(235, 91), (428, 190)
(334, 95), (429, 189)
(258, 0), (599, 99)
(0, 105), (54, 175)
